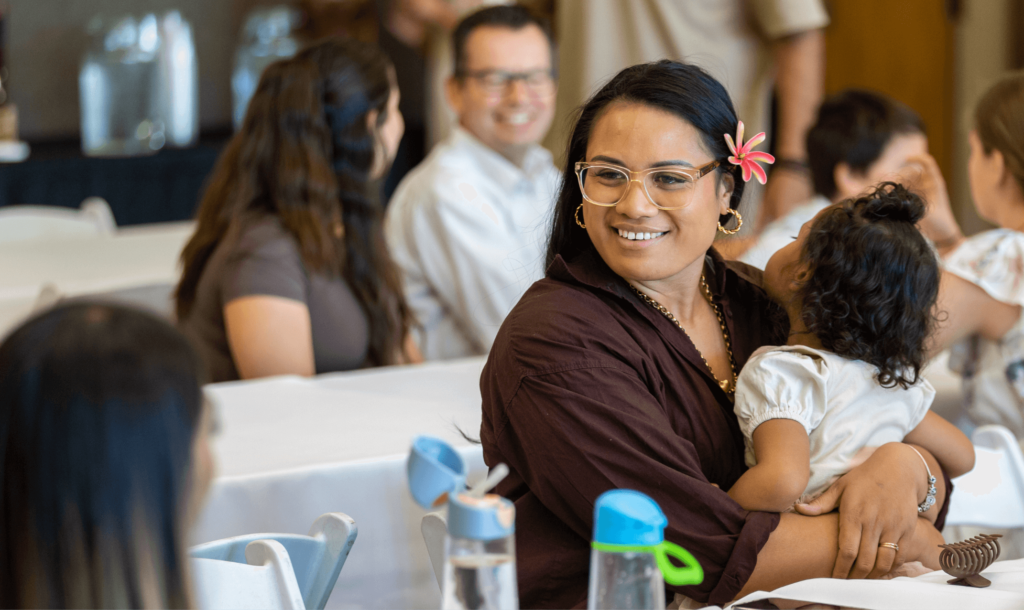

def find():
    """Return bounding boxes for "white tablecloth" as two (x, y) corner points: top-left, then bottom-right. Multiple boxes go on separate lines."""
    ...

(726, 558), (1024, 609)
(0, 221), (193, 334)
(192, 357), (489, 610)
(189, 353), (968, 610)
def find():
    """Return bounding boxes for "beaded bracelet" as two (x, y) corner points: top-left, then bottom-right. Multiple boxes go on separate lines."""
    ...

(908, 446), (938, 513)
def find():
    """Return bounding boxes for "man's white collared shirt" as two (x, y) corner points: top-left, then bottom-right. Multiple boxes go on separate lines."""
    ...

(385, 127), (561, 360)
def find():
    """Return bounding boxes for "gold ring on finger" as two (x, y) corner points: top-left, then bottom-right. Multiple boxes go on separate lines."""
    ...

(879, 542), (899, 551)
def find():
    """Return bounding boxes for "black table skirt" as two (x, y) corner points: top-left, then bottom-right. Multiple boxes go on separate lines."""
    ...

(0, 125), (424, 227)
(0, 137), (226, 226)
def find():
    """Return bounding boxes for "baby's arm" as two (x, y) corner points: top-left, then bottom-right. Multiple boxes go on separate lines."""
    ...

(728, 419), (811, 512)
(903, 411), (975, 522)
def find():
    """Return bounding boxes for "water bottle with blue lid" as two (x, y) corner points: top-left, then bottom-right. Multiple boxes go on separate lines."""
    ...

(588, 489), (703, 609)
(408, 436), (517, 610)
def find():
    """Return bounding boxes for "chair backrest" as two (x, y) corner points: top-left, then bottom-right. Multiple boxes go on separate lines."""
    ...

(0, 198), (116, 244)
(421, 511), (448, 590)
(191, 539), (305, 610)
(945, 425), (1024, 529)
(190, 512), (357, 610)
(32, 283), (62, 313)
(90, 282), (177, 319)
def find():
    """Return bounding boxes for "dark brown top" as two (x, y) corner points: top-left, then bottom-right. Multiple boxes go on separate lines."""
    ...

(480, 247), (954, 608)
(481, 247), (786, 607)
(178, 217), (370, 382)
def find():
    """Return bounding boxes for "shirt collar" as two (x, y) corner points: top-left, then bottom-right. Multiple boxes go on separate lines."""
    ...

(450, 126), (554, 193)
(548, 246), (746, 402)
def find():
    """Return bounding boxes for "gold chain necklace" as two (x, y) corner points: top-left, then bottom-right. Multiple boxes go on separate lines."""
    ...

(631, 275), (738, 395)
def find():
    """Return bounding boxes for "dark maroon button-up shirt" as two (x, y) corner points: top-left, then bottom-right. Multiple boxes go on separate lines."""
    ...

(480, 246), (953, 609)
(480, 247), (787, 607)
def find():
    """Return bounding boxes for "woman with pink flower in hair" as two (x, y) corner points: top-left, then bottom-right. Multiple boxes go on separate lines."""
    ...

(479, 61), (955, 608)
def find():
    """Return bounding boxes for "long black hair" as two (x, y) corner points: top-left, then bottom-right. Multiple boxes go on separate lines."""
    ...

(176, 37), (412, 367)
(0, 302), (205, 608)
(546, 60), (745, 268)
(798, 183), (939, 388)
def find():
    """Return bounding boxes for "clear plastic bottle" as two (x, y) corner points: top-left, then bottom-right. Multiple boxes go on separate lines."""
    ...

(79, 14), (163, 157)
(156, 11), (197, 148)
(588, 545), (665, 610)
(231, 6), (300, 129)
(587, 490), (703, 610)
(441, 493), (518, 610)
(406, 437), (518, 610)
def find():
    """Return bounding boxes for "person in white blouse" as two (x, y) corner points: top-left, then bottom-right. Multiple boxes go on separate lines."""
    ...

(927, 72), (1024, 439)
(385, 5), (559, 360)
(736, 89), (931, 270)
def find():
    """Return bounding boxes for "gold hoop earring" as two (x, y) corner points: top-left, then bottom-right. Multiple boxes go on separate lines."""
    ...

(717, 209), (743, 235)
(575, 203), (587, 229)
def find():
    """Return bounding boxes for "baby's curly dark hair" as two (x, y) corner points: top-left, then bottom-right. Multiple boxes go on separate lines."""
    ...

(798, 182), (940, 388)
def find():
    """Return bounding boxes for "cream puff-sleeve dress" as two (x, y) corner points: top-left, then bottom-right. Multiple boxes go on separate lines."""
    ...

(945, 229), (1024, 438)
(734, 345), (935, 504)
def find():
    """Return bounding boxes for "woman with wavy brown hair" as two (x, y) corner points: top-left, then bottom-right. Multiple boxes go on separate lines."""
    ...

(176, 38), (419, 382)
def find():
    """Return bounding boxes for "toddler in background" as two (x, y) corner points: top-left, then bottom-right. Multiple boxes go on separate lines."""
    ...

(727, 183), (975, 569)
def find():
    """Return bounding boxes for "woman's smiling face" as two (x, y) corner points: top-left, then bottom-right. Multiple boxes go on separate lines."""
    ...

(580, 101), (733, 285)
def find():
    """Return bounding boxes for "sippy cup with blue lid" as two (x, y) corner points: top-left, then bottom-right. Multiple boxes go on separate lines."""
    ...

(407, 436), (518, 610)
(587, 489), (703, 610)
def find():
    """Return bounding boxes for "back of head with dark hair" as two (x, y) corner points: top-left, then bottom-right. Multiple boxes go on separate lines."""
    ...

(546, 60), (744, 268)
(975, 70), (1024, 196)
(797, 183), (939, 389)
(176, 37), (412, 367)
(0, 302), (204, 608)
(451, 4), (556, 77)
(806, 90), (925, 200)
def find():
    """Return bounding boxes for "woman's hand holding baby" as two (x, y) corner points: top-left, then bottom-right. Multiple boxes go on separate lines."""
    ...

(794, 442), (944, 580)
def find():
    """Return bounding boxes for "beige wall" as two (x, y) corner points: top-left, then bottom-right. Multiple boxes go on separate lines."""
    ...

(951, 0), (1018, 235)
(7, 0), (275, 140)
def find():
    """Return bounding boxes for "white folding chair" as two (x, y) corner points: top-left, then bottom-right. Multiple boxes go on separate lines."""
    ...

(191, 539), (305, 610)
(0, 197), (116, 244)
(421, 511), (448, 590)
(945, 425), (1024, 529)
(190, 512), (357, 610)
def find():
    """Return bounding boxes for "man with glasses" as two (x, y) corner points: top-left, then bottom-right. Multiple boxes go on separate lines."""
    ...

(385, 4), (559, 360)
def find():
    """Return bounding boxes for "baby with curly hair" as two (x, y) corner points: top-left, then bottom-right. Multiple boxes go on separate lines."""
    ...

(727, 183), (975, 539)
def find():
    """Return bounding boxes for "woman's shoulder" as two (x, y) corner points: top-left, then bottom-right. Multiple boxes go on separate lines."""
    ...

(216, 216), (309, 296)
(948, 228), (1024, 266)
(219, 215), (304, 266)
(723, 258), (766, 291)
(716, 254), (789, 349)
(232, 215), (296, 249)
(505, 276), (628, 344)
(945, 228), (1024, 306)
(490, 273), (643, 378)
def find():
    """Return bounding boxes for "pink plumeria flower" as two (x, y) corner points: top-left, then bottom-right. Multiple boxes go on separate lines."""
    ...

(724, 121), (775, 185)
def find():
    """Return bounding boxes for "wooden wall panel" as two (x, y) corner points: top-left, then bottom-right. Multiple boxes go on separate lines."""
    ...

(824, 0), (956, 184)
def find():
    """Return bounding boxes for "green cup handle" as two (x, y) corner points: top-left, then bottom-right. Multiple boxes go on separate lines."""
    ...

(655, 540), (704, 586)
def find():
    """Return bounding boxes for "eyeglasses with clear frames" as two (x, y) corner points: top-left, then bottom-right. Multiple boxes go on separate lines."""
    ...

(575, 160), (722, 210)
(459, 69), (556, 96)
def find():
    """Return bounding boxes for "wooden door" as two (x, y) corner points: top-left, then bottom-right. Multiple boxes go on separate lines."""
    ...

(824, 0), (956, 183)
